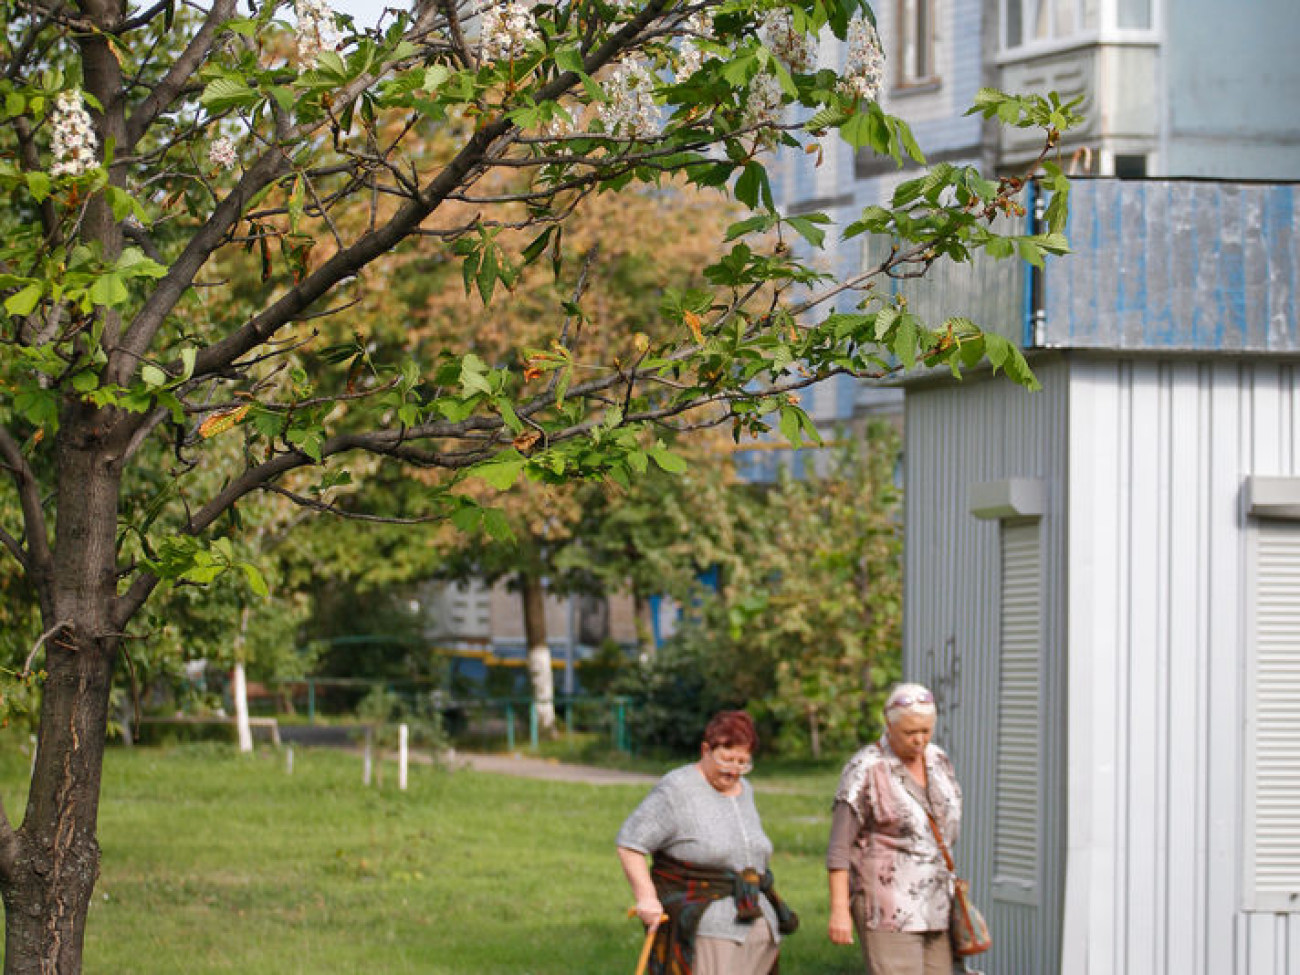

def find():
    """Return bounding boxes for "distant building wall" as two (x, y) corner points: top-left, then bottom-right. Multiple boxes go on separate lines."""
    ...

(1166, 0), (1300, 178)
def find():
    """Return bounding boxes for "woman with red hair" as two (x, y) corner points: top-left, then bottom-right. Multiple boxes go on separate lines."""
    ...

(616, 710), (798, 975)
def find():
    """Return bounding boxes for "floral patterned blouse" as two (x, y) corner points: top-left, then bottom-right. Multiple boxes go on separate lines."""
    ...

(826, 735), (962, 933)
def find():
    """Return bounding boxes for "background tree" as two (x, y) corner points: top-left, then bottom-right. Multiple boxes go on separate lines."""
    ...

(618, 423), (902, 758)
(557, 433), (744, 655)
(415, 182), (735, 733)
(0, 0), (1077, 964)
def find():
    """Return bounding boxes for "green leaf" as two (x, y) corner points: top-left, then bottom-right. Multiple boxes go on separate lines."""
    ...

(481, 508), (515, 541)
(4, 283), (42, 316)
(734, 162), (770, 210)
(648, 446), (687, 474)
(555, 47), (584, 74)
(240, 562), (269, 597)
(200, 77), (258, 112)
(25, 171), (51, 202)
(89, 272), (128, 307)
(470, 450), (527, 490)
(140, 364), (167, 387)
(497, 397), (523, 433)
(779, 404), (805, 446)
(786, 213), (830, 249)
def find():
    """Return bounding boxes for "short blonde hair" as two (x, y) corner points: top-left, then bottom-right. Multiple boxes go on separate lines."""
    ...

(884, 682), (936, 726)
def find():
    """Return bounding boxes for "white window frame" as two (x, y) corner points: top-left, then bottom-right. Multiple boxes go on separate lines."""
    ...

(897, 0), (939, 87)
(998, 0), (1161, 60)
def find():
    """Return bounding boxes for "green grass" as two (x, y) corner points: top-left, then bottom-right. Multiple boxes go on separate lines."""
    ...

(0, 743), (863, 974)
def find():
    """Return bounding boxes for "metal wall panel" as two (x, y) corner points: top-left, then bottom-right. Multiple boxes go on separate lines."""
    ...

(908, 355), (1300, 974)
(1060, 357), (1300, 975)
(903, 357), (1070, 975)
(1045, 180), (1300, 352)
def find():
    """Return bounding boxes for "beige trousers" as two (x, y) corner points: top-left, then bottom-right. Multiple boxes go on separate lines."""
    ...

(693, 919), (778, 975)
(852, 892), (952, 975)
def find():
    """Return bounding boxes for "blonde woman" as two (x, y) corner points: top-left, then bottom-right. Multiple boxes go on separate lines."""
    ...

(826, 683), (962, 975)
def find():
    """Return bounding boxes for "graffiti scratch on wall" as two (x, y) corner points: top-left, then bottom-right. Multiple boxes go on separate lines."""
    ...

(922, 635), (960, 747)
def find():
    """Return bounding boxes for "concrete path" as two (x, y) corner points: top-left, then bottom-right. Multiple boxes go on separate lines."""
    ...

(452, 751), (659, 786)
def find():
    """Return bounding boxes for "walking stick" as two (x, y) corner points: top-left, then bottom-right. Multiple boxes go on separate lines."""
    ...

(628, 909), (668, 975)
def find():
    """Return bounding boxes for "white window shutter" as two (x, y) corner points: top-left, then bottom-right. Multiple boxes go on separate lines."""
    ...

(1249, 521), (1300, 910)
(993, 520), (1041, 903)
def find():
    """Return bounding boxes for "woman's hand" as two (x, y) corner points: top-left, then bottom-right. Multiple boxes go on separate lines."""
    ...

(827, 869), (854, 945)
(633, 897), (665, 929)
(828, 904), (855, 945)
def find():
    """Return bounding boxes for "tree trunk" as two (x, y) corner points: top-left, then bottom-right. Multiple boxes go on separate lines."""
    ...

(232, 662), (253, 755)
(2, 639), (115, 974)
(1, 418), (124, 974)
(520, 573), (556, 737)
(233, 607), (253, 754)
(806, 706), (822, 760)
(633, 593), (656, 660)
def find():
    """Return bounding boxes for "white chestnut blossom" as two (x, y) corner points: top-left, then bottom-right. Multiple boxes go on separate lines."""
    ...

(744, 71), (785, 137)
(761, 8), (817, 74)
(544, 111), (577, 139)
(677, 11), (715, 79)
(209, 136), (238, 170)
(838, 14), (885, 101)
(296, 0), (343, 67)
(50, 90), (98, 178)
(597, 60), (660, 140)
(479, 1), (540, 62)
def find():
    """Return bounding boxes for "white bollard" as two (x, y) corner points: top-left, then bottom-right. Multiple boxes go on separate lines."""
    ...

(363, 727), (374, 786)
(286, 743), (294, 775)
(398, 723), (409, 791)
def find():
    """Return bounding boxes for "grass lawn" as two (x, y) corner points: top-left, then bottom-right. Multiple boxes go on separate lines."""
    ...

(0, 742), (866, 974)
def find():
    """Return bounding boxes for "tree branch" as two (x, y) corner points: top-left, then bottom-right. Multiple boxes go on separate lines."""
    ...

(184, 0), (674, 383)
(0, 425), (53, 575)
(0, 795), (19, 885)
(126, 0), (239, 145)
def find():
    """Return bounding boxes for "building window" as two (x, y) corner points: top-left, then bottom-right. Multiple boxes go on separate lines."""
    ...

(1002, 0), (1083, 49)
(898, 0), (937, 85)
(992, 518), (1041, 903)
(1116, 0), (1152, 29)
(1246, 516), (1300, 911)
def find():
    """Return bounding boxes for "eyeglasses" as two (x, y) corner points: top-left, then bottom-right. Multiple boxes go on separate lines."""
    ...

(707, 748), (753, 774)
(887, 690), (934, 709)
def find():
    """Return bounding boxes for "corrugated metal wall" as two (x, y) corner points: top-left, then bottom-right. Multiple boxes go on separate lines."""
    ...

(904, 357), (1070, 975)
(906, 355), (1300, 974)
(1046, 181), (1299, 352)
(1062, 357), (1300, 975)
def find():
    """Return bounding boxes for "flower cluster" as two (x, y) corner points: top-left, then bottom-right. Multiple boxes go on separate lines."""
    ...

(296, 0), (343, 67)
(597, 60), (660, 140)
(544, 110), (577, 139)
(744, 71), (785, 139)
(838, 14), (885, 102)
(50, 90), (98, 178)
(677, 11), (716, 79)
(761, 8), (817, 74)
(209, 136), (239, 170)
(479, 1), (540, 62)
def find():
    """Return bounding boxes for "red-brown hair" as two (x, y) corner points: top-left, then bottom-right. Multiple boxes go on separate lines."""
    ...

(702, 710), (758, 752)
